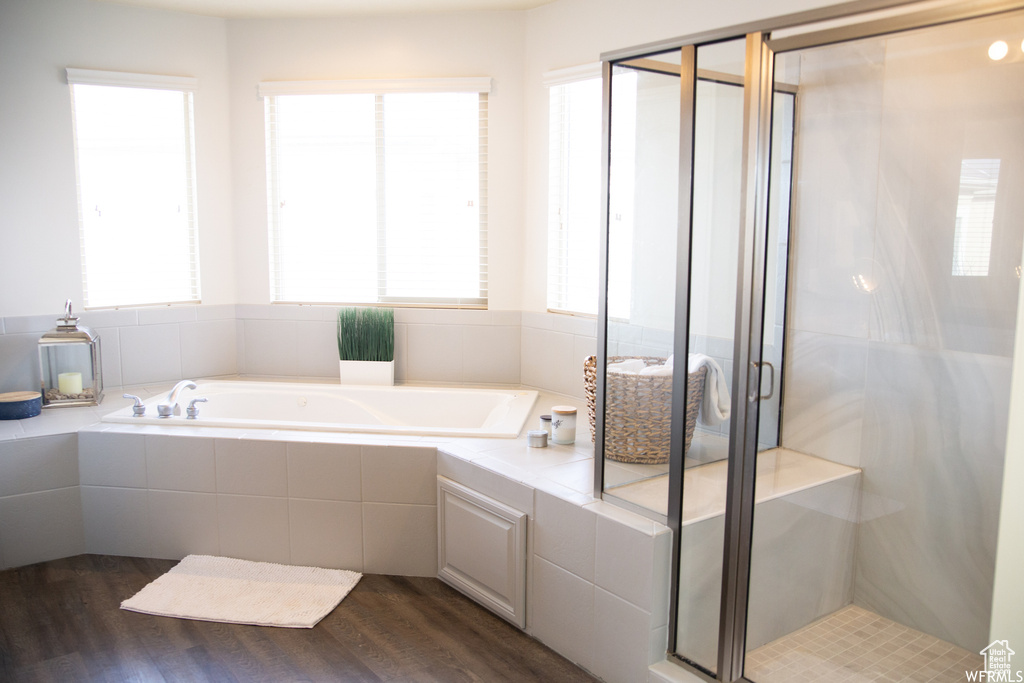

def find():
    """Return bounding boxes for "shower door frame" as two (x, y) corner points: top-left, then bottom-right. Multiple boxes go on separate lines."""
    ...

(595, 0), (1024, 680)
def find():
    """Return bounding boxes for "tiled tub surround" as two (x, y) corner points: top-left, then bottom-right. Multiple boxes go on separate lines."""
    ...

(77, 427), (441, 575)
(0, 384), (673, 683)
(0, 306), (598, 400)
(0, 432), (84, 570)
(0, 304), (240, 393)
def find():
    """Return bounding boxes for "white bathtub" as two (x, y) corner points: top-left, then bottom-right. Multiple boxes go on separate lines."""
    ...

(103, 381), (538, 438)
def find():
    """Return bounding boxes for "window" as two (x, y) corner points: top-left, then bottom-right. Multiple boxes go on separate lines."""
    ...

(952, 158), (1000, 277)
(67, 69), (200, 308)
(261, 78), (490, 306)
(606, 68), (639, 321)
(546, 65), (603, 315)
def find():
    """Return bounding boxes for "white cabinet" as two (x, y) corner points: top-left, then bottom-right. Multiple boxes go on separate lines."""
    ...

(437, 476), (527, 627)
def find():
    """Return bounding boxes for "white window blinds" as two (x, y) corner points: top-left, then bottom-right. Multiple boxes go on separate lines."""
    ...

(545, 65), (602, 315)
(261, 78), (490, 306)
(67, 68), (200, 309)
(952, 158), (1000, 277)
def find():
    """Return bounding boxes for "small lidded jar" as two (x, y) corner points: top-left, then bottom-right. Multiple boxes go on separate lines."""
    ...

(550, 406), (577, 445)
(539, 414), (552, 436)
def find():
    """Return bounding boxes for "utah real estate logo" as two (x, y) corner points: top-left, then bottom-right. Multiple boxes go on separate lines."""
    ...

(968, 640), (1023, 682)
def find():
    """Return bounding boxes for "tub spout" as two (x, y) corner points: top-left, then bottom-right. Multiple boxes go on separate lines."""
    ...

(157, 380), (197, 417)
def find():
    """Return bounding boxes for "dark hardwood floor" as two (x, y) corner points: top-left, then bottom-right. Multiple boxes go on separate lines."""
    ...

(0, 555), (599, 682)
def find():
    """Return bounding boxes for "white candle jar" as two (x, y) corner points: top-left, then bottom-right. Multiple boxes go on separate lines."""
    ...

(550, 406), (577, 445)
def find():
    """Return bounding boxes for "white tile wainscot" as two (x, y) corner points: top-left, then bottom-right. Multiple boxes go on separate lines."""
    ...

(77, 426), (441, 575)
(0, 383), (671, 683)
(0, 433), (84, 568)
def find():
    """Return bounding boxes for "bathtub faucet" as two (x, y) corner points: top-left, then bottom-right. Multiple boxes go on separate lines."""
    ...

(157, 380), (197, 417)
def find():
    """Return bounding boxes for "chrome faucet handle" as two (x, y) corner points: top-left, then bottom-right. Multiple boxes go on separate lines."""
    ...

(123, 394), (146, 417)
(186, 397), (207, 420)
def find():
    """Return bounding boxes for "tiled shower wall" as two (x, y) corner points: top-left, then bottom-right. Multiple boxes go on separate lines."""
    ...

(0, 306), (597, 399)
(778, 28), (1020, 653)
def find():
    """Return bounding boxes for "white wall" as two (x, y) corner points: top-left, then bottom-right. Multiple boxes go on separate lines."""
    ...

(225, 12), (525, 309)
(0, 0), (234, 318)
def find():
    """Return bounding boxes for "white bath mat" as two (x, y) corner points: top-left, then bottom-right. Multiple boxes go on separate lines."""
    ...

(120, 555), (362, 628)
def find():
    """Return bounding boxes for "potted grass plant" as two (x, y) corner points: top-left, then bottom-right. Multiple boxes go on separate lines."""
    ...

(337, 307), (395, 385)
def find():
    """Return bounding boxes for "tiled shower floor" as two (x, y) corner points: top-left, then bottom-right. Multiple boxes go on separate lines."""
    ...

(745, 605), (983, 682)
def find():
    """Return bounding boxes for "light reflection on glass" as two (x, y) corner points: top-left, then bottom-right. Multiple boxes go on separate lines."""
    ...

(851, 273), (877, 293)
(952, 158), (1000, 277)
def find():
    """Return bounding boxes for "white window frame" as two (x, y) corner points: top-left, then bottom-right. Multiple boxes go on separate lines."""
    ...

(66, 68), (201, 309)
(545, 63), (603, 316)
(260, 77), (491, 307)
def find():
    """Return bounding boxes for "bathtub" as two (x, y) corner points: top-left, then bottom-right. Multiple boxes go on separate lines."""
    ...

(102, 381), (538, 438)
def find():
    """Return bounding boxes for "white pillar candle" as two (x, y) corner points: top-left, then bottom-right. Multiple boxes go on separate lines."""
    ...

(58, 372), (83, 395)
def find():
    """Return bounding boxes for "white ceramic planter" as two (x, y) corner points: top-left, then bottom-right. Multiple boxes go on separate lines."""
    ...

(339, 360), (394, 386)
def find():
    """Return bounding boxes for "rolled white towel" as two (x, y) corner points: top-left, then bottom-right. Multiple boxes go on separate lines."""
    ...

(639, 362), (672, 376)
(687, 353), (731, 427)
(607, 358), (648, 374)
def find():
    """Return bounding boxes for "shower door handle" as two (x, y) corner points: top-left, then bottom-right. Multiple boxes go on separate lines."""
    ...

(754, 361), (775, 401)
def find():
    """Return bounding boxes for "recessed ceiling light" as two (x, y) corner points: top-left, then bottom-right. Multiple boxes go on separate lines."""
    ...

(989, 40), (1009, 60)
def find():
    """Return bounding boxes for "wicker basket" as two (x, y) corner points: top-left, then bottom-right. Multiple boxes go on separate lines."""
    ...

(584, 355), (707, 465)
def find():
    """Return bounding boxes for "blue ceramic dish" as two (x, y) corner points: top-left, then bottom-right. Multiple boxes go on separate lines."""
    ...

(0, 391), (43, 420)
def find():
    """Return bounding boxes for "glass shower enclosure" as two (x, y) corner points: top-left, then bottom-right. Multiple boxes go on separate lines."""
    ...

(593, 1), (1024, 680)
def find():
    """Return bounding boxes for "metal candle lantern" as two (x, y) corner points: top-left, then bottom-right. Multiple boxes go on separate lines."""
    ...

(38, 300), (103, 408)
